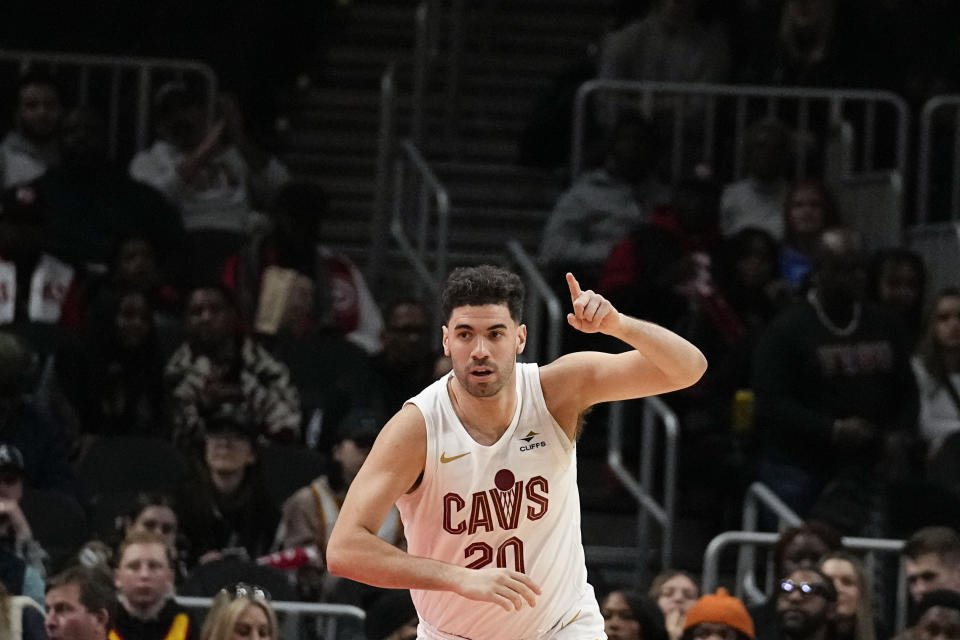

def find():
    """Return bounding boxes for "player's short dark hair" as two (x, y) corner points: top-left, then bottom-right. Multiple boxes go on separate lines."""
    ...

(440, 265), (524, 324)
(904, 526), (960, 565)
(46, 565), (118, 626)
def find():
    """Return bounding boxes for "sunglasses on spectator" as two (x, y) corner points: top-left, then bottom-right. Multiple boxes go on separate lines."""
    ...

(779, 580), (830, 599)
(223, 582), (271, 602)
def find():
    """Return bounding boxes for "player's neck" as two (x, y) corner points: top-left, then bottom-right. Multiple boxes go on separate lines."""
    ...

(447, 376), (517, 446)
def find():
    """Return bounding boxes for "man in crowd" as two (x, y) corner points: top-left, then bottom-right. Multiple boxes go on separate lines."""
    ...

(164, 284), (301, 453)
(904, 526), (960, 604)
(111, 531), (193, 640)
(46, 565), (116, 640)
(1, 71), (63, 188)
(911, 590), (960, 640)
(775, 567), (837, 640)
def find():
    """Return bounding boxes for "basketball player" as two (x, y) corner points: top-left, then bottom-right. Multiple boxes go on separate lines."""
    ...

(327, 266), (707, 639)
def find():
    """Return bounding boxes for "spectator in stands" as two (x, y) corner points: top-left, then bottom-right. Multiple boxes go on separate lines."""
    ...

(0, 71), (64, 189)
(599, 177), (721, 328)
(539, 111), (670, 286)
(774, 567), (838, 640)
(752, 228), (919, 517)
(720, 119), (793, 240)
(364, 589), (417, 640)
(734, 0), (862, 88)
(780, 180), (840, 292)
(121, 493), (190, 583)
(601, 588), (669, 640)
(273, 408), (402, 603)
(818, 551), (880, 640)
(649, 570), (700, 640)
(72, 287), (167, 438)
(0, 331), (76, 499)
(177, 412), (279, 564)
(240, 181), (384, 355)
(0, 183), (83, 328)
(0, 580), (43, 640)
(0, 444), (48, 582)
(198, 583), (277, 640)
(869, 248), (927, 351)
(96, 234), (183, 351)
(597, 0), (731, 134)
(45, 565), (117, 640)
(681, 587), (755, 640)
(39, 106), (186, 272)
(910, 590), (960, 640)
(130, 84), (290, 236)
(706, 227), (792, 389)
(902, 526), (960, 604)
(367, 297), (440, 419)
(912, 288), (960, 461)
(164, 284), (301, 453)
(111, 531), (194, 640)
(672, 227), (790, 447)
(751, 522), (843, 640)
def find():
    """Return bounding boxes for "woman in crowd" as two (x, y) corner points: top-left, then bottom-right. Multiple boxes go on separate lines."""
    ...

(601, 588), (670, 640)
(869, 248), (927, 349)
(780, 180), (839, 292)
(649, 570), (701, 640)
(818, 551), (881, 640)
(76, 287), (167, 438)
(200, 582), (278, 640)
(913, 288), (960, 456)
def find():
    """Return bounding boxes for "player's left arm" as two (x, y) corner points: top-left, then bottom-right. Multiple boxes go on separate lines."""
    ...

(541, 273), (707, 433)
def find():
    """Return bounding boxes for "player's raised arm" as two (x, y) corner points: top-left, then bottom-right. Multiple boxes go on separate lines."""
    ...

(543, 272), (707, 425)
(326, 404), (541, 612)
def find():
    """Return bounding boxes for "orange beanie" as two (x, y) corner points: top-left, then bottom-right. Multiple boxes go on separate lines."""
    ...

(682, 588), (755, 640)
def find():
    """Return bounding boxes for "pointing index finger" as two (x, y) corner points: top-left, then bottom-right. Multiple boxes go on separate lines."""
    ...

(565, 272), (582, 301)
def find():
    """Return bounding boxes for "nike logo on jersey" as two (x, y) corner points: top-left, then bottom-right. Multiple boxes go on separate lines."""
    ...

(440, 451), (471, 463)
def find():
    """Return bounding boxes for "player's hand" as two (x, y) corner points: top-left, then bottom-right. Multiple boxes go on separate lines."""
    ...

(455, 567), (541, 612)
(565, 272), (618, 334)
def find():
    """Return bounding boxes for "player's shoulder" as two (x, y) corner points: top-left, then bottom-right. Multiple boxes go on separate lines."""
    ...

(382, 402), (427, 438)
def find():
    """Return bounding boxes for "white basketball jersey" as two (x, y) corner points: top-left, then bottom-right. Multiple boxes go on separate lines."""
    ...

(397, 362), (592, 639)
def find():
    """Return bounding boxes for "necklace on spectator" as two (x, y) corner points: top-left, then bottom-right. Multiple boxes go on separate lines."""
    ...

(807, 289), (860, 337)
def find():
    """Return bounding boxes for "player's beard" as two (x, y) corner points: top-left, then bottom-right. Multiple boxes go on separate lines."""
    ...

(455, 360), (512, 398)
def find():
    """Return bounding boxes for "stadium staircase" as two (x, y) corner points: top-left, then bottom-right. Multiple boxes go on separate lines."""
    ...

(275, 0), (608, 280)
(275, 0), (722, 584)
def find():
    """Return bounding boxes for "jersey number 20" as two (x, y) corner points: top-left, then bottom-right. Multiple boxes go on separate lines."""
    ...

(465, 536), (524, 573)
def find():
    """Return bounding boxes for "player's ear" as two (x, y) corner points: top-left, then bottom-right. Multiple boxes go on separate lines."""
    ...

(516, 324), (527, 354)
(441, 325), (450, 356)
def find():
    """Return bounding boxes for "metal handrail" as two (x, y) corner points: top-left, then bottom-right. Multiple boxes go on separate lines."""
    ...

(370, 62), (398, 295)
(390, 139), (450, 296)
(176, 596), (365, 640)
(736, 482), (803, 603)
(917, 95), (960, 222)
(702, 531), (908, 632)
(571, 80), (910, 194)
(607, 395), (679, 579)
(0, 49), (217, 157)
(506, 240), (562, 364)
